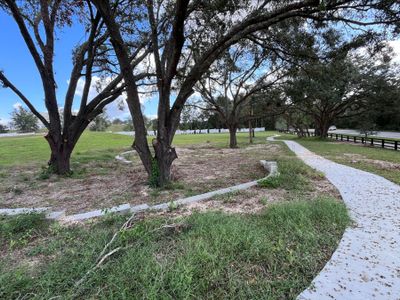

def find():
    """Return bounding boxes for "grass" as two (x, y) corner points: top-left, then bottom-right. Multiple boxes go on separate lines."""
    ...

(0, 213), (49, 250)
(0, 131), (272, 167)
(0, 197), (349, 299)
(257, 141), (324, 192)
(0, 132), (132, 167)
(212, 190), (254, 203)
(275, 134), (400, 185)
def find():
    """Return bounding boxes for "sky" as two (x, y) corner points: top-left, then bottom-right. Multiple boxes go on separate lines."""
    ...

(0, 9), (399, 126)
(0, 10), (158, 125)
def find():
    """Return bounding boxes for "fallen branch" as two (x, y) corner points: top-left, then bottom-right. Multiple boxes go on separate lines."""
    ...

(72, 216), (188, 295)
(73, 213), (136, 290)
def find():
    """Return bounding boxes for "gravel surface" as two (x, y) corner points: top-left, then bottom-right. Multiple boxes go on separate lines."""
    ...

(276, 138), (400, 299)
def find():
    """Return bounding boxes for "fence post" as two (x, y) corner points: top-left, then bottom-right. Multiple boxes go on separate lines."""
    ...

(362, 137), (364, 144)
(381, 139), (385, 148)
(354, 136), (356, 143)
(347, 136), (349, 141)
(336, 134), (338, 140)
(370, 138), (374, 146)
(340, 135), (343, 141)
(395, 141), (398, 151)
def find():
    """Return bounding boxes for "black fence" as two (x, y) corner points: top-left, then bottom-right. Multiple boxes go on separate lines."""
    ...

(279, 130), (399, 151)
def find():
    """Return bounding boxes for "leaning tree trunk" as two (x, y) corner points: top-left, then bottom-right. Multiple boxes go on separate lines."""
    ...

(228, 125), (238, 148)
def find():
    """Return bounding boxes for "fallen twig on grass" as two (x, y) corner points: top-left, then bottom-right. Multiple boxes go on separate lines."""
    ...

(73, 213), (137, 290)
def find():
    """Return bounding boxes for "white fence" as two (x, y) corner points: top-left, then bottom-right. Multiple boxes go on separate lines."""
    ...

(0, 132), (37, 138)
(116, 127), (265, 137)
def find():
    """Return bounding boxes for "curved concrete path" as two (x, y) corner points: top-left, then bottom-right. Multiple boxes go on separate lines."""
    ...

(270, 137), (400, 299)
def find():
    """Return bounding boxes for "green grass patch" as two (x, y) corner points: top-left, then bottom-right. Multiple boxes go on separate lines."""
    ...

(258, 141), (323, 192)
(0, 213), (49, 250)
(212, 190), (250, 203)
(0, 132), (133, 167)
(0, 197), (349, 299)
(0, 131), (273, 167)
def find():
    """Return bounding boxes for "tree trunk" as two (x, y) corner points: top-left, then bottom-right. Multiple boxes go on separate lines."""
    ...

(45, 133), (73, 175)
(316, 118), (331, 138)
(152, 138), (178, 187)
(48, 147), (72, 174)
(228, 125), (238, 148)
(320, 123), (330, 138)
(249, 120), (253, 144)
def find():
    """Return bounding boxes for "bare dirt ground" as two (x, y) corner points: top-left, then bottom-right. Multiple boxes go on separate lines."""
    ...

(0, 143), (340, 214)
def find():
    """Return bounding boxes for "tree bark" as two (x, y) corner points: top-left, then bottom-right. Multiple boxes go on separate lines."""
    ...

(45, 133), (73, 175)
(152, 138), (178, 186)
(48, 147), (72, 174)
(228, 125), (238, 148)
(315, 117), (331, 138)
(249, 120), (253, 144)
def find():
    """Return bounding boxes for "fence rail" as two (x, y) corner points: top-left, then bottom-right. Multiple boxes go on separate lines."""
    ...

(279, 130), (399, 151)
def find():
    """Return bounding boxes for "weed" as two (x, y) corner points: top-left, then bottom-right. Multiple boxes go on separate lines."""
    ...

(163, 182), (185, 190)
(213, 190), (246, 203)
(150, 189), (161, 198)
(37, 165), (55, 180)
(149, 158), (160, 188)
(258, 175), (282, 188)
(168, 201), (179, 211)
(184, 189), (197, 197)
(0, 213), (49, 249)
(0, 198), (349, 299)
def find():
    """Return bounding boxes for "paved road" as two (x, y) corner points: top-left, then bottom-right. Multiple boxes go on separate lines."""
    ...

(329, 129), (400, 139)
(268, 136), (400, 299)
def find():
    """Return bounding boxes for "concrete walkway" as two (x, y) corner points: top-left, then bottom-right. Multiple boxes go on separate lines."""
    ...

(271, 137), (400, 299)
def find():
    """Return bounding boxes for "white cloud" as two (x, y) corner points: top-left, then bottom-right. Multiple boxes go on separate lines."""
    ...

(147, 114), (157, 120)
(0, 118), (10, 126)
(388, 40), (400, 63)
(72, 76), (154, 120)
(13, 102), (22, 109)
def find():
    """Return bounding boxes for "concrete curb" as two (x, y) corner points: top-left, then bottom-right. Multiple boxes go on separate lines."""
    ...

(115, 150), (135, 164)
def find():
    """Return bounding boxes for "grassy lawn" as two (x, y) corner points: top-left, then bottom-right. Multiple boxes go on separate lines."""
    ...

(0, 130), (352, 298)
(0, 198), (349, 299)
(0, 131), (272, 167)
(275, 134), (400, 185)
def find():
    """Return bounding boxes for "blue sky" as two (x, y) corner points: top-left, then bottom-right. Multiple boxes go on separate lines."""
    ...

(0, 10), (158, 125)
